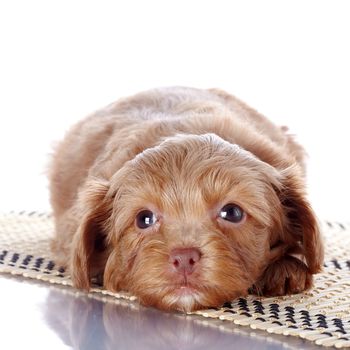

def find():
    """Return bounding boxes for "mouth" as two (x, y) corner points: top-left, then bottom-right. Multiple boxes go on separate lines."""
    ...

(173, 285), (198, 296)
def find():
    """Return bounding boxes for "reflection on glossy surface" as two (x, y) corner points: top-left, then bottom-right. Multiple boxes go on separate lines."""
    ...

(0, 276), (321, 350)
(0, 277), (71, 349)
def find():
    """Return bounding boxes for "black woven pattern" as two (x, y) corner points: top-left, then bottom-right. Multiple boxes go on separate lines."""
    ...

(0, 250), (65, 278)
(219, 300), (350, 341)
(325, 221), (348, 230)
(324, 258), (350, 270)
(10, 210), (52, 218)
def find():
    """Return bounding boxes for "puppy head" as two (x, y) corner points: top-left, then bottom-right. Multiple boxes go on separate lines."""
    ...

(71, 133), (323, 311)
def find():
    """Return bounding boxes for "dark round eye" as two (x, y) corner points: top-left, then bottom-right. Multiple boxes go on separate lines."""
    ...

(219, 203), (244, 223)
(136, 210), (157, 229)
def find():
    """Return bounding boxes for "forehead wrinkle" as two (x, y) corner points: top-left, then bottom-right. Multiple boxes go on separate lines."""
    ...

(198, 165), (254, 199)
(160, 181), (206, 220)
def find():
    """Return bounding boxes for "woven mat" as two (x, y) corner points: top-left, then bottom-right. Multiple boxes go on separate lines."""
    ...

(0, 212), (350, 348)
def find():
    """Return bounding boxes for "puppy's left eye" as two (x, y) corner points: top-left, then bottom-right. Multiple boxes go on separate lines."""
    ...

(136, 210), (157, 229)
(219, 203), (245, 223)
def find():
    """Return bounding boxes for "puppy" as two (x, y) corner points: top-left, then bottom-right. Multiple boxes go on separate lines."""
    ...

(49, 87), (324, 312)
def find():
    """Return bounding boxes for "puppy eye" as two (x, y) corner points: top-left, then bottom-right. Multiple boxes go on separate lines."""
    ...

(219, 203), (244, 223)
(136, 210), (157, 229)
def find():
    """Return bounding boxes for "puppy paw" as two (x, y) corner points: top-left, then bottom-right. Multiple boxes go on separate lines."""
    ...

(253, 256), (313, 296)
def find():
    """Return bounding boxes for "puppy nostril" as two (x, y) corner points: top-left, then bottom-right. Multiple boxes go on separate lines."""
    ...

(170, 247), (201, 274)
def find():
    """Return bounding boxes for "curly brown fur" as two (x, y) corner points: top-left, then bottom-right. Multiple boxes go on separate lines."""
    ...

(49, 87), (324, 312)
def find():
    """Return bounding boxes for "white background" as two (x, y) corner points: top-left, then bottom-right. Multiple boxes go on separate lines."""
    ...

(0, 0), (349, 221)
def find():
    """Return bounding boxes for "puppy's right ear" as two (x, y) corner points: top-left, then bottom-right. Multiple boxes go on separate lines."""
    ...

(70, 178), (113, 290)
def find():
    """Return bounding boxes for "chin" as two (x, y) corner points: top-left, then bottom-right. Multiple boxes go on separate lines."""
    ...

(137, 284), (243, 313)
(163, 292), (200, 313)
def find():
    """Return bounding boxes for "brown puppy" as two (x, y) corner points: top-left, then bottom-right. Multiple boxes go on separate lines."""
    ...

(49, 87), (324, 312)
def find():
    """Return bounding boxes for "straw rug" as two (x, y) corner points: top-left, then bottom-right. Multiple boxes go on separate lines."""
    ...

(0, 212), (349, 348)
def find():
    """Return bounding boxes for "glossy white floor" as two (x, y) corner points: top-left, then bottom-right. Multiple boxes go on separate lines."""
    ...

(0, 276), (324, 350)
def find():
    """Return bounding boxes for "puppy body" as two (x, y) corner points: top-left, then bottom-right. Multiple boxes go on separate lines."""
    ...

(50, 87), (323, 311)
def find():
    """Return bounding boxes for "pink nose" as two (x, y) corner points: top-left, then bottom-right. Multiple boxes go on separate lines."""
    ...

(169, 248), (201, 275)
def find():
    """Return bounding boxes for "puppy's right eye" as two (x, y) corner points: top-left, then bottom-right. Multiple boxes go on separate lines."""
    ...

(136, 210), (157, 229)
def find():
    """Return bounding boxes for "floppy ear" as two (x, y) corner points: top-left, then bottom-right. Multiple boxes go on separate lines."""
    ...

(276, 167), (324, 273)
(70, 178), (113, 290)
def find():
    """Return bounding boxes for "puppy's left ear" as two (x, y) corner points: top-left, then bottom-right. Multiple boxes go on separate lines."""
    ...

(70, 178), (113, 290)
(276, 167), (324, 273)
